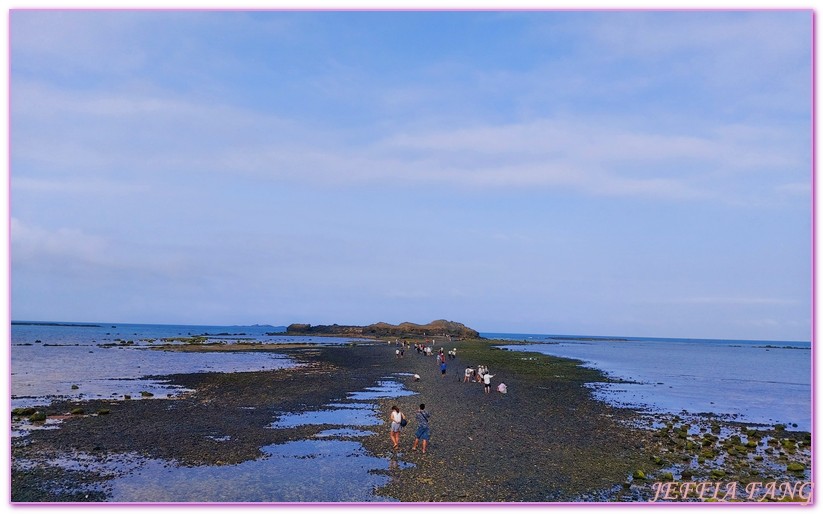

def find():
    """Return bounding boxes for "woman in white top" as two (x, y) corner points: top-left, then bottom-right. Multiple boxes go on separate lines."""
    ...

(389, 405), (404, 450)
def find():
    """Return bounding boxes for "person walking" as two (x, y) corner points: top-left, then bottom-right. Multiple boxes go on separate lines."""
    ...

(389, 405), (405, 450)
(440, 360), (447, 378)
(411, 403), (430, 454)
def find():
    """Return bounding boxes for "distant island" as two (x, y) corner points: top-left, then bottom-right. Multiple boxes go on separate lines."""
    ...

(286, 319), (480, 339)
(11, 321), (101, 328)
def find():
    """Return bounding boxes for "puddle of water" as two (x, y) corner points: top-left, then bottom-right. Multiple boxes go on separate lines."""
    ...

(315, 428), (376, 438)
(326, 402), (372, 409)
(108, 440), (402, 502)
(12, 418), (64, 438)
(270, 405), (381, 429)
(347, 379), (417, 400)
(16, 372), (418, 502)
(271, 377), (417, 428)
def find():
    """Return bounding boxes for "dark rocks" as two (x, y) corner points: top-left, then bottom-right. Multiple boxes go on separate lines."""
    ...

(287, 319), (481, 339)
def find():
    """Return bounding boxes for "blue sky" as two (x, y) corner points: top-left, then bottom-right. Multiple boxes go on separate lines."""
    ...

(9, 10), (812, 340)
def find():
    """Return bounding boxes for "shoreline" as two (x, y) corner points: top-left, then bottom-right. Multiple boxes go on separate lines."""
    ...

(11, 338), (811, 502)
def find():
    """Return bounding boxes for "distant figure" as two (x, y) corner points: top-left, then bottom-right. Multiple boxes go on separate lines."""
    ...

(389, 405), (404, 450)
(395, 348), (400, 359)
(464, 367), (473, 383)
(440, 361), (447, 377)
(411, 403), (430, 454)
(413, 374), (421, 382)
(497, 383), (507, 394)
(484, 373), (494, 394)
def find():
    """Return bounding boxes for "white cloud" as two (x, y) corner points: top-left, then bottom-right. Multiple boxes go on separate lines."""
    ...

(11, 217), (108, 266)
(12, 81), (809, 203)
(10, 11), (810, 207)
(10, 218), (187, 278)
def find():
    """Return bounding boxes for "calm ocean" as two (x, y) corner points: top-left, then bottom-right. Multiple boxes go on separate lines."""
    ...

(483, 332), (812, 431)
(10, 321), (361, 406)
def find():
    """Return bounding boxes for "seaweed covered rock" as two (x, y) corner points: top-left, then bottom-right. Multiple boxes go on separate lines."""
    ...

(12, 407), (37, 418)
(28, 411), (47, 422)
(787, 462), (805, 472)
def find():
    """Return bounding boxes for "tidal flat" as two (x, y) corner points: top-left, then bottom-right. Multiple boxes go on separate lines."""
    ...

(11, 338), (811, 503)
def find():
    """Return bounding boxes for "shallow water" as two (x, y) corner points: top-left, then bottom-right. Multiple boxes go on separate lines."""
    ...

(11, 344), (296, 407)
(347, 378), (418, 400)
(10, 321), (378, 408)
(11, 321), (371, 346)
(270, 404), (381, 429)
(107, 440), (402, 502)
(315, 428), (376, 438)
(12, 353), (417, 503)
(497, 336), (811, 431)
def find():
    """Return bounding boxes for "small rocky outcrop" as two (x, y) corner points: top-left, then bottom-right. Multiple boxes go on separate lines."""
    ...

(286, 319), (480, 339)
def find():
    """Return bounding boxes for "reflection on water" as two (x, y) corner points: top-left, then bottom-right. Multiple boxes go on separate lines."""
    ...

(15, 374), (417, 502)
(501, 339), (811, 430)
(10, 321), (373, 409)
(315, 428), (376, 438)
(108, 440), (404, 502)
(11, 344), (295, 407)
(270, 405), (381, 429)
(347, 378), (417, 400)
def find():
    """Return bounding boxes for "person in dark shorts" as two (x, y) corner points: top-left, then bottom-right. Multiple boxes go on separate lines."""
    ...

(411, 403), (430, 453)
(440, 360), (447, 377)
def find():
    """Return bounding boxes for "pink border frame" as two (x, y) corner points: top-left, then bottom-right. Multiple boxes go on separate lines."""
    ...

(5, 7), (817, 508)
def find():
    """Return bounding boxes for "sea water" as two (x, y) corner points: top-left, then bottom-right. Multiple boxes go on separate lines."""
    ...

(485, 333), (811, 431)
(11, 321), (370, 407)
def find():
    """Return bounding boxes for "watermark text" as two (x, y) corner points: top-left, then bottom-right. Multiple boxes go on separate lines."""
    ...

(651, 481), (813, 504)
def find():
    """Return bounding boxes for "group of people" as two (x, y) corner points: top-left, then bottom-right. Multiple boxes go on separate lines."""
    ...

(388, 341), (509, 453)
(390, 403), (430, 454)
(464, 364), (494, 393)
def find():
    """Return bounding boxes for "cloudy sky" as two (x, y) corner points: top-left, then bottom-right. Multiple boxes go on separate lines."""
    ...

(9, 10), (812, 340)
